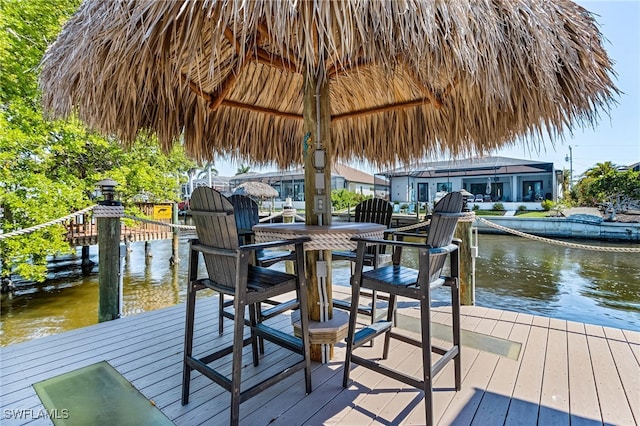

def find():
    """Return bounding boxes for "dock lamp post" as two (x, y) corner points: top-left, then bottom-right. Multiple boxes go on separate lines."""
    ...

(95, 178), (124, 322)
(564, 145), (574, 189)
(96, 178), (121, 206)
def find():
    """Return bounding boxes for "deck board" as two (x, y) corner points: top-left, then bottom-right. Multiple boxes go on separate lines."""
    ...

(587, 334), (636, 425)
(503, 324), (549, 426)
(607, 339), (640, 424)
(469, 321), (530, 426)
(1, 295), (638, 426)
(567, 330), (602, 425)
(433, 315), (506, 426)
(538, 328), (570, 425)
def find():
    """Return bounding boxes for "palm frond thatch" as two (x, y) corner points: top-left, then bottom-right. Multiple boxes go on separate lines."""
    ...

(40, 0), (617, 168)
(233, 181), (278, 199)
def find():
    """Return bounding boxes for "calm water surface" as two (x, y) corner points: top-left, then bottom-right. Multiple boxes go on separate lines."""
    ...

(1, 233), (638, 346)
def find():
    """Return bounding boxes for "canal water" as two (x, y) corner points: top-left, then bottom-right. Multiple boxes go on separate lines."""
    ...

(1, 233), (638, 347)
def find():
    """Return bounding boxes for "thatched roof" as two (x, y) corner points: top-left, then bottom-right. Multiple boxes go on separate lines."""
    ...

(40, 0), (617, 169)
(233, 181), (278, 198)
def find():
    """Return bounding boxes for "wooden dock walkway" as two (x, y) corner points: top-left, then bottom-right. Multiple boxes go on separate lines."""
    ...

(1, 292), (638, 425)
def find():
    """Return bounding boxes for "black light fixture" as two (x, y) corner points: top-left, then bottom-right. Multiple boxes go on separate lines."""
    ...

(96, 178), (120, 205)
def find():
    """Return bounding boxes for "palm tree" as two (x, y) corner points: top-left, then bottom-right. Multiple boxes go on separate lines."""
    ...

(583, 161), (619, 179)
(236, 164), (251, 175)
(198, 161), (218, 186)
(186, 167), (199, 195)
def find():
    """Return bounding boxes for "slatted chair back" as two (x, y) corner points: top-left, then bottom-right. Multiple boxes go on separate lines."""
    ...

(190, 187), (239, 290)
(229, 194), (259, 241)
(423, 192), (464, 283)
(354, 198), (394, 227)
(355, 198), (393, 256)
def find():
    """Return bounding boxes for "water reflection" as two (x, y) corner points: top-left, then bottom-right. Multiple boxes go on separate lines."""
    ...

(474, 235), (640, 330)
(1, 232), (638, 347)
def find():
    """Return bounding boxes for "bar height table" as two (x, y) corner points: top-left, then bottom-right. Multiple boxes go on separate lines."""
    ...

(253, 222), (386, 362)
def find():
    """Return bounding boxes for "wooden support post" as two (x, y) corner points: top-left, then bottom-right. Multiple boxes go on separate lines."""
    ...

(454, 212), (475, 305)
(96, 205), (123, 322)
(283, 201), (296, 274)
(170, 203), (180, 266)
(80, 245), (93, 274)
(303, 68), (334, 362)
(145, 241), (152, 260)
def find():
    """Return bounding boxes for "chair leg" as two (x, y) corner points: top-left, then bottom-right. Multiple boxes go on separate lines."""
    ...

(343, 275), (362, 388)
(420, 292), (434, 426)
(382, 294), (396, 359)
(218, 293), (224, 335)
(257, 301), (265, 355)
(296, 283), (312, 394)
(370, 290), (377, 323)
(181, 282), (197, 405)
(230, 296), (246, 426)
(451, 278), (462, 391)
(248, 304), (260, 367)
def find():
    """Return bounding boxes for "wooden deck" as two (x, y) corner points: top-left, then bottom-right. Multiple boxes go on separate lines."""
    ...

(1, 291), (638, 426)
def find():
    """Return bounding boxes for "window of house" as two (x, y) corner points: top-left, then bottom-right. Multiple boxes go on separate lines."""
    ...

(417, 183), (429, 201)
(523, 181), (543, 201)
(437, 182), (452, 192)
(469, 183), (485, 196)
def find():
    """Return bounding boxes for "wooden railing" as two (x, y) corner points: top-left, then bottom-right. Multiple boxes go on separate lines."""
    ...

(65, 203), (174, 246)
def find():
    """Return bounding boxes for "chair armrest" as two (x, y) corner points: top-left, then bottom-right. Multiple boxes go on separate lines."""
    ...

(238, 228), (254, 237)
(351, 236), (429, 250)
(239, 237), (311, 252)
(190, 242), (237, 257)
(383, 228), (399, 238)
(428, 244), (459, 255)
(391, 230), (428, 240)
(190, 237), (310, 258)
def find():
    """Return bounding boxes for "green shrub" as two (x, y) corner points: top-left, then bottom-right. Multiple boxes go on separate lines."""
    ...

(492, 203), (505, 211)
(517, 205), (527, 211)
(541, 199), (554, 211)
(472, 204), (480, 211)
(331, 189), (369, 210)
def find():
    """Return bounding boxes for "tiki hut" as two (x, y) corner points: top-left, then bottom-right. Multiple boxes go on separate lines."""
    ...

(40, 0), (617, 171)
(233, 181), (279, 199)
(38, 0), (621, 389)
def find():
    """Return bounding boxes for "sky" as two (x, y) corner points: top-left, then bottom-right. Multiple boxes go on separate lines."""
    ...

(213, 0), (639, 179)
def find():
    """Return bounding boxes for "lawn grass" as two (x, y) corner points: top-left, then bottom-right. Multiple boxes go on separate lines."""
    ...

(473, 210), (506, 216)
(474, 210), (550, 218)
(514, 211), (549, 218)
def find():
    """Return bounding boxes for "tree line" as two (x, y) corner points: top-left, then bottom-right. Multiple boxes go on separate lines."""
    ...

(566, 162), (639, 208)
(0, 0), (195, 283)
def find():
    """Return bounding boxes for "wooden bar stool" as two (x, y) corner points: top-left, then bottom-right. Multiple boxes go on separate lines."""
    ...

(182, 187), (312, 425)
(343, 192), (464, 426)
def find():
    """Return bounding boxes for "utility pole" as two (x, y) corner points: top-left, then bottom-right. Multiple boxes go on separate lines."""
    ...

(565, 145), (574, 189)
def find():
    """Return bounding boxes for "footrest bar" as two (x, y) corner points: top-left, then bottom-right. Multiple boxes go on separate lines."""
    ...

(240, 361), (306, 403)
(254, 323), (303, 353)
(200, 337), (253, 364)
(350, 355), (423, 389)
(353, 321), (392, 347)
(388, 330), (421, 348)
(261, 299), (299, 320)
(186, 357), (233, 392)
(333, 299), (373, 316)
(432, 346), (459, 377)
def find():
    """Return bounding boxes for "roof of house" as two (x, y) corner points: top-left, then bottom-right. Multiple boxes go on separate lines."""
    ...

(380, 156), (554, 177)
(625, 162), (639, 172)
(228, 163), (378, 185)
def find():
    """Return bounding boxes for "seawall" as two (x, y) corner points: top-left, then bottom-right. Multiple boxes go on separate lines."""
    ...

(474, 215), (640, 242)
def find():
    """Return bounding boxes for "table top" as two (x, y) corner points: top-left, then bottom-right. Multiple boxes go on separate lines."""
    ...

(253, 222), (386, 251)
